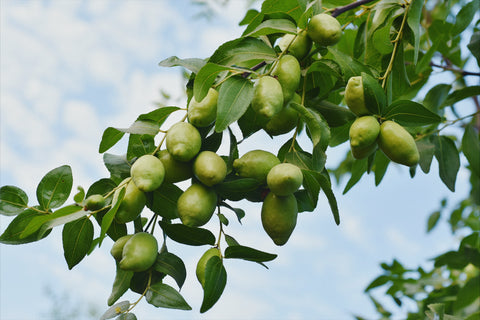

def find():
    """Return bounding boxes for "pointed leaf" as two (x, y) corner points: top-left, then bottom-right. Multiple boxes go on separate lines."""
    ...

(0, 208), (51, 245)
(316, 172), (340, 225)
(194, 63), (231, 102)
(406, 0), (424, 63)
(62, 216), (94, 269)
(442, 86), (480, 108)
(200, 256), (227, 313)
(243, 18), (297, 37)
(362, 72), (386, 115)
(73, 186), (85, 204)
(0, 185), (29, 216)
(103, 154), (132, 183)
(99, 127), (125, 153)
(146, 282), (191, 310)
(36, 165), (73, 210)
(158, 56), (206, 74)
(383, 100), (442, 126)
(343, 157), (368, 194)
(115, 120), (159, 136)
(462, 124), (480, 178)
(433, 136), (460, 192)
(146, 183), (182, 220)
(154, 252), (187, 289)
(209, 37), (277, 67)
(126, 134), (155, 161)
(99, 187), (125, 246)
(99, 301), (130, 320)
(452, 0), (479, 35)
(136, 106), (180, 124)
(158, 221), (216, 246)
(427, 211), (441, 233)
(224, 245), (277, 263)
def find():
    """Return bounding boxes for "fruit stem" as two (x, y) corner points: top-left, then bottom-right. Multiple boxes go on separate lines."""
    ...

(127, 270), (152, 313)
(215, 205), (223, 251)
(152, 113), (188, 155)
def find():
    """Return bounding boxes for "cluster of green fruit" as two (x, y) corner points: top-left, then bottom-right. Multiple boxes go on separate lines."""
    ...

(345, 76), (420, 167)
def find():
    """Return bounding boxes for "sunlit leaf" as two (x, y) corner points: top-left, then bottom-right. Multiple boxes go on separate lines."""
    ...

(200, 256), (227, 313)
(159, 221), (216, 246)
(243, 18), (297, 37)
(158, 56), (206, 74)
(0, 186), (28, 216)
(62, 216), (94, 269)
(146, 283), (191, 310)
(36, 165), (73, 211)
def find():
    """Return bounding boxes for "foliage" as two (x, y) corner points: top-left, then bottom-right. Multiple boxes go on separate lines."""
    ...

(1, 0), (479, 318)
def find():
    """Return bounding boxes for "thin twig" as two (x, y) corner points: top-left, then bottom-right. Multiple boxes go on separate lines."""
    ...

(331, 0), (378, 18)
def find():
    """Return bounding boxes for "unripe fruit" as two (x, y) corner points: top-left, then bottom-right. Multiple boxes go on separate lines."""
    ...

(261, 192), (298, 246)
(114, 178), (147, 224)
(156, 149), (193, 183)
(251, 76), (284, 119)
(264, 94), (300, 136)
(188, 88), (219, 127)
(84, 194), (106, 211)
(119, 232), (158, 272)
(345, 76), (369, 116)
(166, 122), (202, 162)
(307, 13), (342, 47)
(196, 247), (222, 287)
(267, 163), (303, 196)
(349, 116), (380, 159)
(110, 234), (133, 261)
(130, 154), (165, 192)
(378, 121), (420, 167)
(272, 55), (301, 103)
(193, 151), (227, 187)
(233, 150), (281, 183)
(278, 30), (312, 60)
(177, 184), (217, 227)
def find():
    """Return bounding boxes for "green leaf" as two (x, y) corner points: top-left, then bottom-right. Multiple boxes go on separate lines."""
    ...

(136, 106), (180, 125)
(365, 275), (390, 291)
(406, 0), (424, 63)
(62, 216), (94, 270)
(462, 124), (480, 178)
(99, 127), (125, 153)
(343, 157), (368, 194)
(383, 100), (442, 126)
(433, 135), (460, 192)
(452, 0), (479, 35)
(243, 18), (297, 37)
(301, 170), (320, 210)
(99, 187), (125, 246)
(158, 56), (206, 74)
(86, 178), (117, 199)
(209, 37), (277, 67)
(467, 31), (480, 67)
(0, 208), (51, 244)
(306, 98), (356, 128)
(454, 275), (480, 311)
(146, 282), (191, 310)
(36, 165), (73, 211)
(374, 150), (390, 186)
(200, 256), (227, 313)
(417, 137), (435, 174)
(73, 186), (85, 204)
(194, 63), (231, 102)
(215, 76), (254, 132)
(145, 183), (182, 220)
(390, 40), (410, 99)
(224, 245), (277, 263)
(362, 72), (386, 115)
(327, 48), (372, 81)
(37, 206), (87, 240)
(116, 313), (137, 320)
(0, 185), (28, 216)
(316, 172), (340, 225)
(159, 221), (216, 246)
(427, 211), (441, 233)
(126, 134), (155, 161)
(215, 177), (261, 202)
(290, 102), (322, 147)
(442, 86), (480, 108)
(423, 83), (451, 113)
(100, 301), (130, 320)
(261, 0), (304, 23)
(108, 264), (134, 306)
(103, 154), (132, 183)
(154, 252), (187, 289)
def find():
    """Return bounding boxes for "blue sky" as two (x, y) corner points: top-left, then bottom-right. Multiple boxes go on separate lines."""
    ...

(0, 1), (474, 319)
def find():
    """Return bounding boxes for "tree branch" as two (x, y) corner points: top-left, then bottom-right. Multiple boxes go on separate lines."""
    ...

(331, 0), (378, 18)
(430, 62), (480, 77)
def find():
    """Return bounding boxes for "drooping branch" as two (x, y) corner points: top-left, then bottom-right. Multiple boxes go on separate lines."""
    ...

(331, 0), (378, 18)
(430, 62), (480, 77)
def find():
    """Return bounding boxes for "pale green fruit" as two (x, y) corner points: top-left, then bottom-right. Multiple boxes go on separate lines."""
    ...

(166, 122), (202, 162)
(119, 232), (158, 272)
(193, 151), (227, 187)
(278, 30), (312, 60)
(110, 234), (133, 261)
(251, 76), (284, 119)
(188, 88), (219, 127)
(349, 116), (380, 159)
(378, 121), (420, 167)
(130, 154), (165, 192)
(196, 247), (222, 287)
(177, 184), (217, 227)
(272, 55), (301, 103)
(267, 163), (303, 196)
(261, 192), (298, 246)
(156, 149), (193, 183)
(345, 76), (369, 116)
(114, 178), (147, 224)
(307, 13), (342, 47)
(264, 93), (300, 136)
(84, 194), (106, 211)
(233, 150), (281, 183)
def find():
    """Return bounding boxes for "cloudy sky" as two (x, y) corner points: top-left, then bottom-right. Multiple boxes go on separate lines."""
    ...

(0, 1), (474, 320)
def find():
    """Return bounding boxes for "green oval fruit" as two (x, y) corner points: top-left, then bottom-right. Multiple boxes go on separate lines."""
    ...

(251, 76), (284, 119)
(307, 13), (342, 47)
(188, 88), (219, 127)
(84, 194), (106, 211)
(267, 163), (303, 196)
(264, 93), (300, 136)
(272, 55), (301, 103)
(345, 76), (369, 116)
(349, 116), (380, 148)
(193, 151), (227, 187)
(114, 178), (147, 224)
(196, 247), (222, 287)
(156, 149), (193, 183)
(130, 154), (165, 192)
(166, 122), (202, 162)
(119, 232), (158, 272)
(110, 234), (133, 261)
(261, 192), (298, 246)
(177, 184), (217, 227)
(233, 150), (281, 183)
(378, 121), (420, 167)
(278, 30), (312, 60)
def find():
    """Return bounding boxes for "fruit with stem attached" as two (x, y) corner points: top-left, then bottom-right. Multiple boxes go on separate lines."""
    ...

(119, 232), (158, 272)
(114, 178), (147, 224)
(261, 192), (298, 246)
(166, 122), (202, 162)
(267, 163), (303, 196)
(349, 116), (380, 159)
(307, 13), (342, 47)
(378, 120), (420, 167)
(233, 150), (280, 184)
(251, 76), (284, 119)
(272, 55), (301, 103)
(188, 88), (219, 128)
(278, 30), (312, 60)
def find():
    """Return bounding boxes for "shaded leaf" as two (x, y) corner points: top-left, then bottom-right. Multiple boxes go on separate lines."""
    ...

(452, 0), (479, 35)
(406, 0), (424, 63)
(0, 208), (51, 245)
(261, 0), (304, 23)
(159, 221), (216, 246)
(100, 301), (130, 320)
(99, 127), (125, 153)
(146, 283), (191, 310)
(362, 72), (386, 115)
(158, 56), (206, 74)
(99, 187), (125, 246)
(343, 157), (368, 194)
(0, 185), (28, 216)
(107, 264), (134, 306)
(136, 106), (181, 125)
(62, 216), (94, 269)
(433, 136), (460, 192)
(417, 138), (435, 174)
(145, 183), (182, 220)
(383, 100), (442, 126)
(200, 256), (227, 313)
(73, 186), (85, 204)
(103, 154), (132, 183)
(224, 245), (277, 263)
(36, 165), (73, 211)
(126, 134), (155, 161)
(209, 37), (277, 67)
(316, 172), (340, 225)
(243, 18), (297, 37)
(462, 124), (480, 178)
(427, 211), (441, 233)
(154, 252), (187, 289)
(442, 86), (480, 108)
(194, 63), (231, 102)
(215, 177), (261, 202)
(307, 98), (356, 128)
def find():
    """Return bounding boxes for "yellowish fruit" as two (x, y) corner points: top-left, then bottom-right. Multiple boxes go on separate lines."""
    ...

(193, 151), (227, 187)
(119, 232), (158, 272)
(345, 76), (370, 116)
(378, 121), (420, 167)
(349, 116), (380, 159)
(233, 150), (281, 183)
(278, 30), (312, 60)
(188, 88), (218, 127)
(156, 149), (193, 183)
(177, 184), (217, 227)
(166, 122), (202, 162)
(267, 163), (303, 196)
(130, 154), (165, 192)
(307, 13), (342, 47)
(114, 178), (147, 224)
(196, 247), (222, 287)
(251, 76), (284, 119)
(272, 55), (301, 103)
(264, 94), (300, 136)
(110, 234), (133, 261)
(261, 192), (298, 246)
